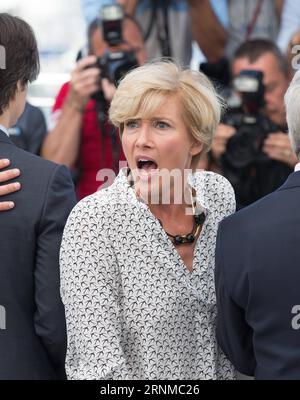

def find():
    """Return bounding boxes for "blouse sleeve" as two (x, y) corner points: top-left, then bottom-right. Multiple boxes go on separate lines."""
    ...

(220, 174), (236, 217)
(59, 197), (131, 380)
(207, 172), (236, 219)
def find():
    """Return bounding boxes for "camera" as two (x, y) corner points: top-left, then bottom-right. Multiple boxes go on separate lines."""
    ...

(220, 69), (285, 208)
(222, 70), (278, 169)
(95, 4), (138, 85)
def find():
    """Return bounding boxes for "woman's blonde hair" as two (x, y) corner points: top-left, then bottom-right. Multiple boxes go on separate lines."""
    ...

(109, 60), (224, 168)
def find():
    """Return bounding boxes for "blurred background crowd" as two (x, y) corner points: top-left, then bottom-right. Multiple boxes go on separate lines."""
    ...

(3, 0), (300, 208)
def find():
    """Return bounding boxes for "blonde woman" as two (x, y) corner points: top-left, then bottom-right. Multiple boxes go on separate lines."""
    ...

(60, 61), (236, 380)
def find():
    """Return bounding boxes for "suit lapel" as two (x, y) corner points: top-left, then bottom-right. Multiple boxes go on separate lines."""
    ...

(277, 171), (300, 191)
(0, 129), (14, 145)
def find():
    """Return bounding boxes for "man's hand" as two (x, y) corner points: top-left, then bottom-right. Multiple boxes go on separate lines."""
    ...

(0, 159), (21, 211)
(68, 55), (101, 110)
(211, 123), (236, 162)
(102, 78), (117, 102)
(263, 133), (298, 168)
(41, 55), (105, 168)
(68, 56), (117, 107)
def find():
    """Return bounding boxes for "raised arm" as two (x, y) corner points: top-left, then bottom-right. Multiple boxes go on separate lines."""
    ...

(117, 0), (139, 15)
(187, 0), (228, 62)
(41, 56), (100, 168)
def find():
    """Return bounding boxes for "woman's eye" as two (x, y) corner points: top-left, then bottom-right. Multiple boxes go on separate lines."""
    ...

(125, 120), (139, 129)
(154, 121), (170, 129)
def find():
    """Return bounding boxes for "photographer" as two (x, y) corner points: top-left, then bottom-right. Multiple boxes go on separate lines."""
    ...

(82, 0), (193, 65)
(41, 7), (146, 199)
(210, 39), (298, 208)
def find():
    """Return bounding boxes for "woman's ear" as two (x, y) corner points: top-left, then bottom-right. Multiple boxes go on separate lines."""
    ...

(190, 140), (203, 157)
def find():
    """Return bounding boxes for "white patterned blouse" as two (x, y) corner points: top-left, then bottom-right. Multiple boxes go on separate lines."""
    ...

(60, 168), (237, 380)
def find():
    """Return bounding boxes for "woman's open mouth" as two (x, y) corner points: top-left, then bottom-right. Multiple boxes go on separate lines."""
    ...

(135, 157), (158, 180)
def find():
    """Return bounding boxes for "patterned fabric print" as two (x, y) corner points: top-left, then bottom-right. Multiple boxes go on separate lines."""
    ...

(60, 169), (237, 380)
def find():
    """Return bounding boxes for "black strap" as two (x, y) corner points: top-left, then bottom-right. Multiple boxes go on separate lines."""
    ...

(143, 0), (172, 57)
(245, 0), (265, 40)
(95, 98), (121, 175)
(159, 0), (172, 57)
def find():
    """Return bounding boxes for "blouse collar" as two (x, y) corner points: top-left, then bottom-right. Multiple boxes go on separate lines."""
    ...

(115, 168), (210, 215)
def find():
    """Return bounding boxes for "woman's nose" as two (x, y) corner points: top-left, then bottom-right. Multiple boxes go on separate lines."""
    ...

(135, 123), (153, 148)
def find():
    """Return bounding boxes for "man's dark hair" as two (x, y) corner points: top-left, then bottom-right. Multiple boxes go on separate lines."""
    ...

(233, 39), (288, 77)
(0, 13), (40, 115)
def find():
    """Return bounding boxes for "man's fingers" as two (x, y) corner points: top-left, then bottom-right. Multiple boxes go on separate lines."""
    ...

(0, 201), (15, 211)
(267, 133), (287, 139)
(76, 55), (97, 71)
(264, 136), (288, 144)
(102, 78), (116, 101)
(264, 141), (291, 151)
(74, 77), (101, 91)
(216, 124), (236, 138)
(0, 159), (10, 168)
(0, 182), (21, 196)
(263, 144), (298, 166)
(73, 67), (100, 81)
(71, 74), (101, 99)
(73, 87), (99, 99)
(0, 168), (20, 183)
(265, 133), (292, 146)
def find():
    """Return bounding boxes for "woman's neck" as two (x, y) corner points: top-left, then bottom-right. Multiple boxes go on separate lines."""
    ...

(148, 184), (194, 222)
(149, 202), (188, 221)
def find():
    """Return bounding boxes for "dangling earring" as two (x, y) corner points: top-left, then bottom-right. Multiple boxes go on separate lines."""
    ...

(190, 187), (196, 215)
(135, 186), (141, 199)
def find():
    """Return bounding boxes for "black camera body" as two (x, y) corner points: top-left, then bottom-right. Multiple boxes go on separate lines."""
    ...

(221, 69), (285, 208)
(96, 48), (138, 85)
(223, 108), (278, 170)
(96, 4), (138, 86)
(222, 70), (278, 169)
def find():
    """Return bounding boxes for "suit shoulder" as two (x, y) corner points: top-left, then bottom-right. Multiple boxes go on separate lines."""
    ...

(226, 188), (280, 219)
(7, 148), (73, 200)
(9, 145), (59, 173)
(220, 189), (281, 236)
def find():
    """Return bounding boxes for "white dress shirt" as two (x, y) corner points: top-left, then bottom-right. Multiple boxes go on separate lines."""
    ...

(295, 162), (300, 172)
(60, 168), (237, 380)
(0, 124), (9, 137)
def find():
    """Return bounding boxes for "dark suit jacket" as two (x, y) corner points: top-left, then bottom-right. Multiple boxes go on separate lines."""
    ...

(9, 102), (47, 156)
(215, 171), (300, 380)
(0, 130), (77, 380)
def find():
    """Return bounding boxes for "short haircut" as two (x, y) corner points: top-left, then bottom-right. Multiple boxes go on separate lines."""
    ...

(284, 68), (300, 159)
(233, 39), (288, 77)
(109, 60), (223, 169)
(0, 13), (39, 115)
